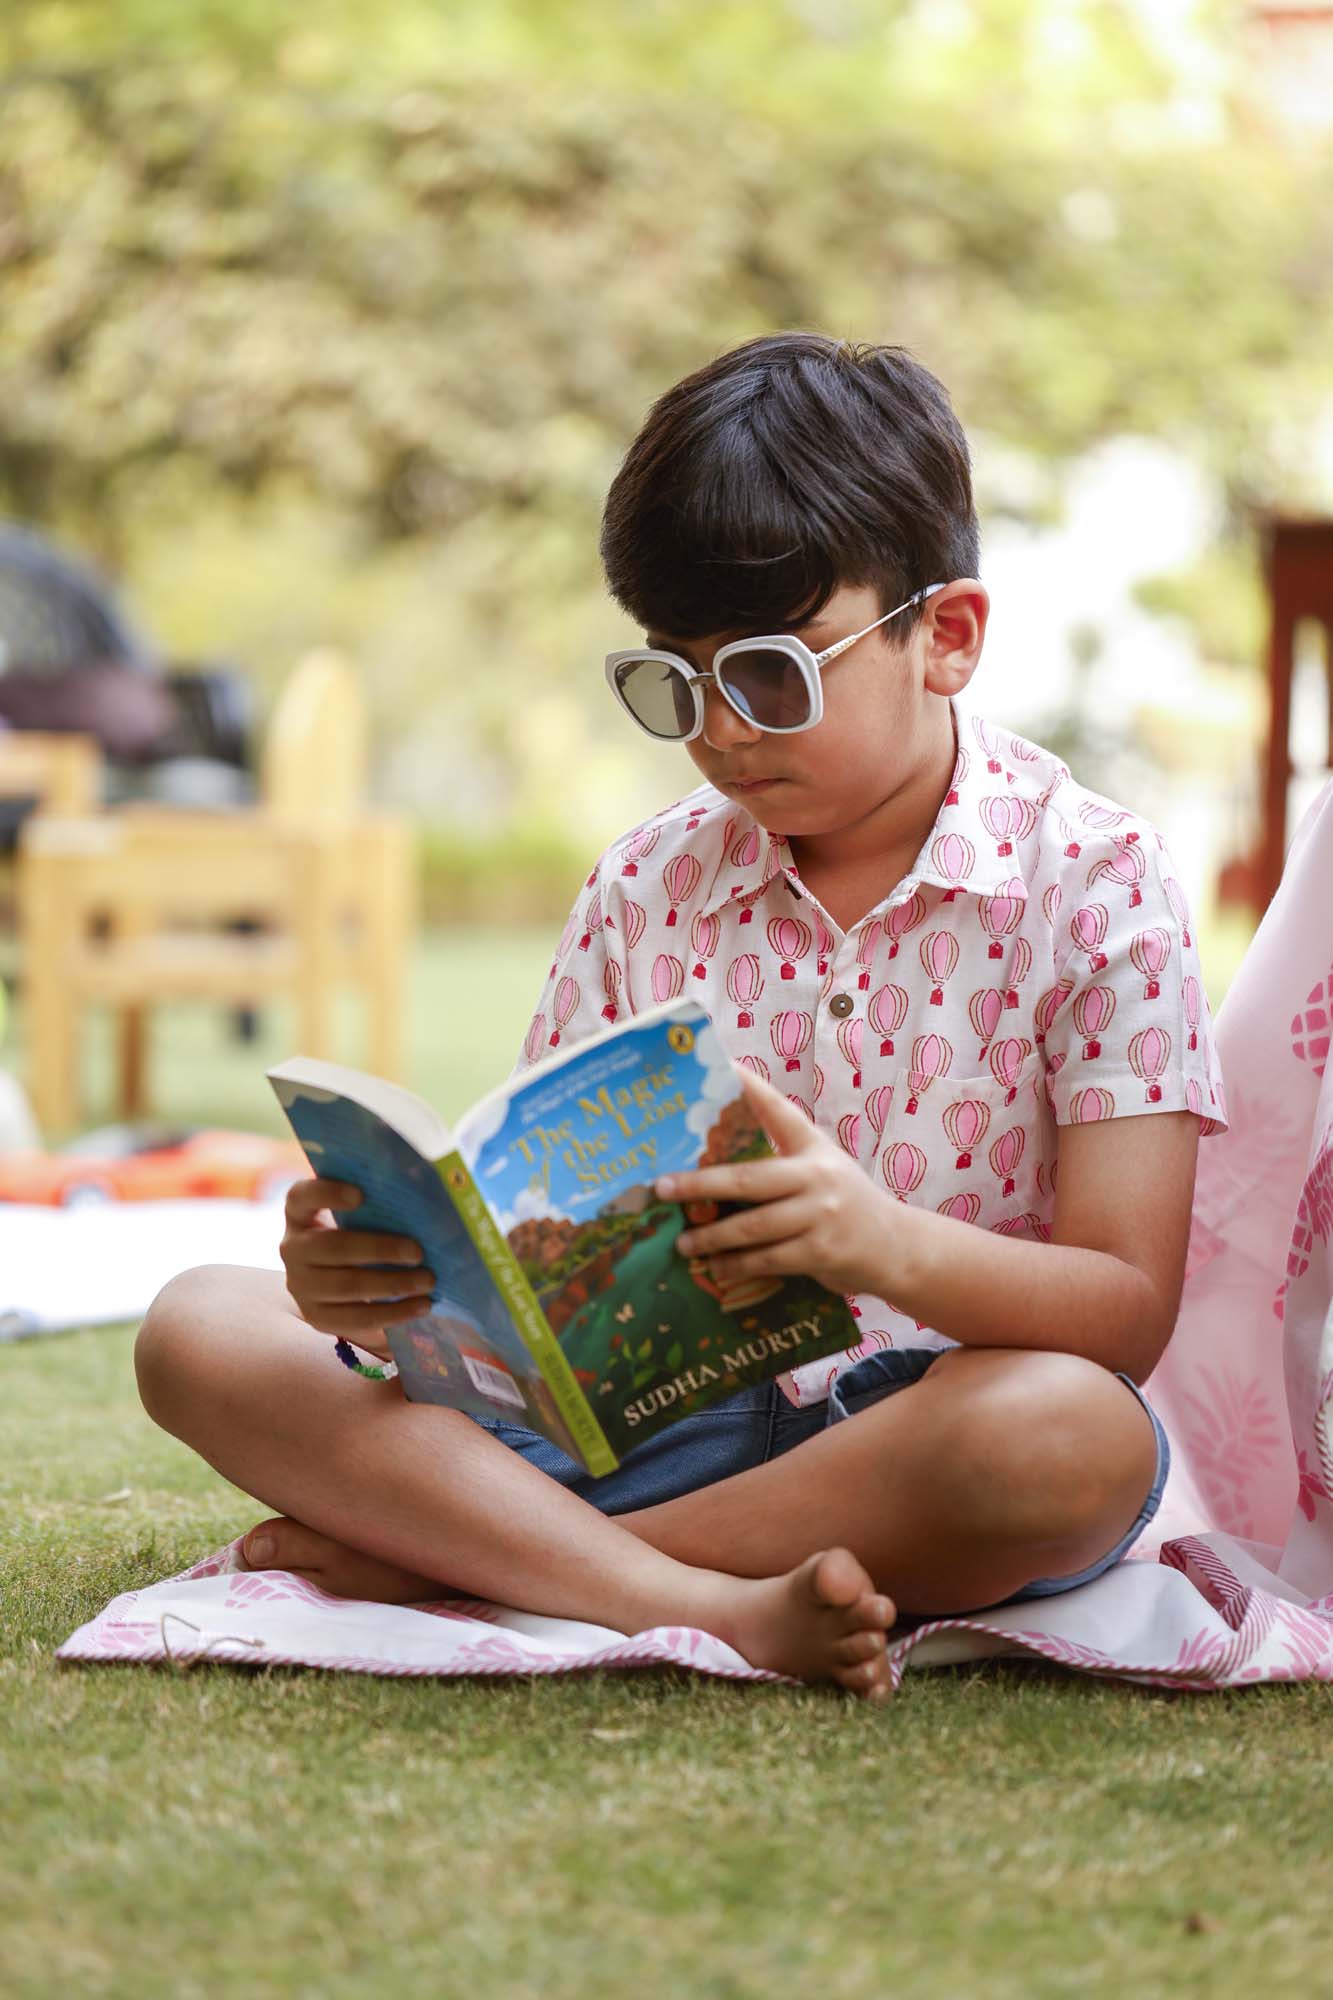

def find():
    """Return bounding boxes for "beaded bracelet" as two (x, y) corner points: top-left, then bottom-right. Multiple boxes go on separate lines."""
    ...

(333, 1337), (399, 1382)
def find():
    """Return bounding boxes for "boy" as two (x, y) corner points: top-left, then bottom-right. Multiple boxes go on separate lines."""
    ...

(136, 334), (1226, 1699)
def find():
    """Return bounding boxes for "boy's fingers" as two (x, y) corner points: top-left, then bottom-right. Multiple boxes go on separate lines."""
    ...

(305, 1268), (436, 1305)
(302, 1230), (425, 1268)
(677, 1194), (808, 1257)
(657, 1157), (805, 1205)
(736, 1068), (821, 1154)
(286, 1177), (362, 1222)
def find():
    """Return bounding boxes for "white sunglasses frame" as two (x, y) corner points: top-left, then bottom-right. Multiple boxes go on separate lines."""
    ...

(605, 583), (949, 742)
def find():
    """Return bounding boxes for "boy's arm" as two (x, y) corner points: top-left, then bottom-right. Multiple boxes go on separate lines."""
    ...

(664, 1077), (1199, 1386)
(878, 1109), (1199, 1383)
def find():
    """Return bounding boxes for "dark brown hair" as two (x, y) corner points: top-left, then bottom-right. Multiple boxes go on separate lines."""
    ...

(600, 332), (979, 643)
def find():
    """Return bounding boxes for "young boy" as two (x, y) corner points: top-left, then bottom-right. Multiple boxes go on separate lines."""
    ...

(136, 333), (1226, 1699)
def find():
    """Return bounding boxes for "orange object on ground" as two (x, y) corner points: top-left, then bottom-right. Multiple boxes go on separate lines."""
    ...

(0, 1129), (304, 1206)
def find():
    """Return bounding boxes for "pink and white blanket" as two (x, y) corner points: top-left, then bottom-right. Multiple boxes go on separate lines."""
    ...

(59, 784), (1333, 1690)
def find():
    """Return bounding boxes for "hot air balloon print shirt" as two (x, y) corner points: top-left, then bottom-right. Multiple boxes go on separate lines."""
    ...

(515, 700), (1229, 1408)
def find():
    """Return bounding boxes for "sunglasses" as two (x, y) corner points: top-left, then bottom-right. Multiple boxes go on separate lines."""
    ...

(605, 584), (948, 742)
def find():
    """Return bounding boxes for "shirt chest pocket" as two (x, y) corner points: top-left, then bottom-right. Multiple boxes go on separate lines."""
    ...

(871, 1050), (1048, 1231)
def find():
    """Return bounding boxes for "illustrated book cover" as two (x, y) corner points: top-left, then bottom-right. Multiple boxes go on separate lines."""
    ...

(268, 999), (857, 1474)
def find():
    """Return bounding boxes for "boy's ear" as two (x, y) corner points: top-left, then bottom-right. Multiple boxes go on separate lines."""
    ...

(920, 579), (988, 699)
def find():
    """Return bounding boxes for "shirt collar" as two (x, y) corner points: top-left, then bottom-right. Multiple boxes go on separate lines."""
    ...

(700, 700), (1031, 919)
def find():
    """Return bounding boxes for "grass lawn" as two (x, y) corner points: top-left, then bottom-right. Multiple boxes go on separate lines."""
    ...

(7, 918), (1331, 1998)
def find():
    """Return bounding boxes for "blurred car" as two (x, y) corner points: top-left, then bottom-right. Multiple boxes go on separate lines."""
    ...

(0, 1126), (305, 1205)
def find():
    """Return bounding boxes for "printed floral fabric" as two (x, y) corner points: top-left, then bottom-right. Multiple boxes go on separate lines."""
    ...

(515, 702), (1228, 1405)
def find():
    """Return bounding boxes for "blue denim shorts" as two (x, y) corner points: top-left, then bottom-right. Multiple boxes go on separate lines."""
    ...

(471, 1346), (1171, 1612)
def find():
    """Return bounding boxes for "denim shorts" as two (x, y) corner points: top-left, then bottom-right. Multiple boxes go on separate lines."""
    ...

(471, 1346), (1171, 1612)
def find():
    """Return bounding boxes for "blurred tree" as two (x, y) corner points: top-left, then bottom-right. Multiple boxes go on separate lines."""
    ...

(0, 0), (1329, 848)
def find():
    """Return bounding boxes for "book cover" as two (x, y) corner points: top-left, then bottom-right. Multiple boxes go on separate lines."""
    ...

(454, 1001), (857, 1463)
(271, 1000), (859, 1473)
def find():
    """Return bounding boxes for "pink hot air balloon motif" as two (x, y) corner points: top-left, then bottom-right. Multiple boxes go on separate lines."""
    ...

(884, 891), (927, 960)
(577, 887), (603, 952)
(905, 1032), (953, 1114)
(811, 1062), (825, 1104)
(945, 745), (970, 806)
(662, 853), (701, 927)
(994, 1212), (1045, 1240)
(973, 715), (1005, 774)
(651, 953), (684, 1003)
(770, 1009), (814, 1073)
(837, 1112), (862, 1156)
(919, 930), (960, 1006)
(1034, 975), (1075, 1046)
(1069, 1086), (1116, 1124)
(868, 982), (909, 1057)
(1087, 841), (1145, 909)
(854, 920), (880, 991)
(1006, 935), (1032, 1009)
(1129, 926), (1171, 1000)
(786, 1094), (815, 1122)
(864, 1083), (895, 1142)
(523, 1013), (547, 1066)
(1070, 902), (1109, 973)
(1129, 1025), (1171, 1103)
(555, 907), (580, 964)
(882, 1141), (928, 1202)
(988, 1124), (1025, 1198)
(621, 899), (647, 951)
(689, 909), (720, 981)
(767, 914), (813, 981)
(1183, 973), (1201, 1051)
(814, 912), (835, 977)
(1163, 875), (1192, 945)
(725, 952), (764, 1028)
(729, 823), (762, 870)
(1071, 984), (1117, 1061)
(967, 986), (1006, 1060)
(1079, 802), (1131, 831)
(737, 1052), (771, 1081)
(1042, 882), (1063, 928)
(978, 793), (1037, 858)
(601, 958), (622, 1023)
(942, 1097), (991, 1170)
(549, 975), (579, 1047)
(930, 832), (976, 899)
(1186, 1077), (1202, 1117)
(937, 1191), (982, 1225)
(988, 1035), (1033, 1104)
(977, 893), (1023, 961)
(836, 1014), (864, 1089)
(621, 824), (660, 877)
(1058, 817), (1082, 860)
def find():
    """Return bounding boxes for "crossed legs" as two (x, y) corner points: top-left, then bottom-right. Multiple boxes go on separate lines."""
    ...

(135, 1264), (1159, 1696)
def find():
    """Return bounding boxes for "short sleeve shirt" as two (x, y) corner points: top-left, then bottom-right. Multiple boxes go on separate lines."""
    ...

(515, 701), (1228, 1406)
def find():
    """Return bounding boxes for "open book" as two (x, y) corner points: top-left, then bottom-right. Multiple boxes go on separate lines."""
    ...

(269, 999), (857, 1475)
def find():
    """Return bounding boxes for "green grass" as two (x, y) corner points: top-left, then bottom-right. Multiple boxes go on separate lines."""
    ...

(9, 917), (1330, 1998)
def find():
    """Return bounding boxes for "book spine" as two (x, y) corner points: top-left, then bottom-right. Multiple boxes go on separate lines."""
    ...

(436, 1151), (618, 1478)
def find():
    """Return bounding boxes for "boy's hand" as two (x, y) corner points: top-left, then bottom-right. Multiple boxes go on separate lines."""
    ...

(656, 1070), (904, 1300)
(280, 1177), (435, 1361)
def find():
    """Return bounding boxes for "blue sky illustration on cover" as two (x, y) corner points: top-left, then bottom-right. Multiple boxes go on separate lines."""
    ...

(456, 1001), (736, 1230)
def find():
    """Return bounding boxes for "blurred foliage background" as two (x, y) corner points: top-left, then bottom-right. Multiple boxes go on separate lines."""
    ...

(2, 0), (1331, 921)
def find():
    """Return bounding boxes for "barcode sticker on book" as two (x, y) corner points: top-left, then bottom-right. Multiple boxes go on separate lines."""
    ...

(460, 1349), (526, 1410)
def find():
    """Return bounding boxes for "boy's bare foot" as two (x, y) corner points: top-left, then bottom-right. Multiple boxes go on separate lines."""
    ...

(240, 1521), (896, 1696)
(240, 1517), (443, 1603)
(706, 1546), (897, 1700)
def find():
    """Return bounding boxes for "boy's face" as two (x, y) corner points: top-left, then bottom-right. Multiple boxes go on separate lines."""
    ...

(648, 580), (987, 843)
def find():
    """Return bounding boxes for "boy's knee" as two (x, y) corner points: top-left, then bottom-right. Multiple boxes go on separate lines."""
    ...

(135, 1263), (235, 1427)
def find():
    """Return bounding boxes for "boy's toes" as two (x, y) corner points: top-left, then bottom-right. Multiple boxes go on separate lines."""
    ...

(835, 1650), (893, 1700)
(835, 1628), (886, 1667)
(241, 1516), (328, 1573)
(808, 1546), (873, 1613)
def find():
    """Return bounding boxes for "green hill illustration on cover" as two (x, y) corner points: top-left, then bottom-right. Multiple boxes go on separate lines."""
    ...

(270, 999), (857, 1474)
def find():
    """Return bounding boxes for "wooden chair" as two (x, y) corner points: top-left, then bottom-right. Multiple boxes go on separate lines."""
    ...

(17, 656), (414, 1134)
(0, 730), (101, 816)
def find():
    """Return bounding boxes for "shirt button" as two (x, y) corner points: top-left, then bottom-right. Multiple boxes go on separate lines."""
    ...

(828, 992), (855, 1018)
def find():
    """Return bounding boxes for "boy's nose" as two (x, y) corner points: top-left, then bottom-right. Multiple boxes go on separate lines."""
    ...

(700, 682), (763, 752)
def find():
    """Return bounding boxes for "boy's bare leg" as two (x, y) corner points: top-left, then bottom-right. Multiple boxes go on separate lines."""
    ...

(620, 1345), (1161, 1614)
(135, 1266), (897, 1696)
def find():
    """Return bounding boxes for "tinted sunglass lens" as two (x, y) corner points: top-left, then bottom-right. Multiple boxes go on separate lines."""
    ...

(614, 658), (696, 738)
(719, 649), (813, 730)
